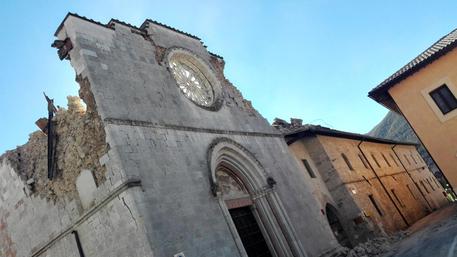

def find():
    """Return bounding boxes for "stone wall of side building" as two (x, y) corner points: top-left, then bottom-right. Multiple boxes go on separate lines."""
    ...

(287, 134), (449, 247)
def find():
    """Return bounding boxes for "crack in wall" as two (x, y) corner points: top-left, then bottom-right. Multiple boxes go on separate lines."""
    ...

(121, 196), (138, 230)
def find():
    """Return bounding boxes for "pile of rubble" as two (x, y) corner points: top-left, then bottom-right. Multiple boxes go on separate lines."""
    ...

(335, 232), (407, 257)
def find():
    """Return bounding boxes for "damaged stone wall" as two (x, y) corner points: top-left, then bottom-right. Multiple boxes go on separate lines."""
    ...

(0, 77), (108, 202)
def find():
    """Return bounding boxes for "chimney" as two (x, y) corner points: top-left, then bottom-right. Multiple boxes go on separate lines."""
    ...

(290, 118), (303, 127)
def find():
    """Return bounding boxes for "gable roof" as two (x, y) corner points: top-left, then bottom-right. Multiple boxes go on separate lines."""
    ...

(368, 27), (457, 111)
(283, 124), (417, 146)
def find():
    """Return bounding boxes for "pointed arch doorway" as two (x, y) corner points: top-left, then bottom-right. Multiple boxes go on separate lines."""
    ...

(216, 167), (273, 257)
(208, 138), (307, 257)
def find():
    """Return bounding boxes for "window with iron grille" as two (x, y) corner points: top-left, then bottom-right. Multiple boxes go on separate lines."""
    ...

(429, 84), (457, 115)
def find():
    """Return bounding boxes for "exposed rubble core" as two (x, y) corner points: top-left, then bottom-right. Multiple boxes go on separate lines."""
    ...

(209, 55), (261, 116)
(0, 78), (108, 202)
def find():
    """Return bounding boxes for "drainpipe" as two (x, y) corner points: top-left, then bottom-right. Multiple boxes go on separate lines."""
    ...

(391, 144), (432, 211)
(357, 141), (409, 226)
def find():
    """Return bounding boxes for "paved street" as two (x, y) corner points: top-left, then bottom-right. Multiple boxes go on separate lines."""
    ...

(384, 204), (457, 257)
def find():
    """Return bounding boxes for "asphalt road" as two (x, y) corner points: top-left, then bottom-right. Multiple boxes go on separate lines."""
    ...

(384, 204), (457, 257)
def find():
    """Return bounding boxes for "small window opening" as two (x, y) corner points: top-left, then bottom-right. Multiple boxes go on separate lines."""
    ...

(406, 184), (417, 200)
(429, 84), (457, 115)
(371, 153), (381, 168)
(434, 178), (441, 188)
(358, 154), (369, 169)
(427, 178), (435, 191)
(420, 180), (430, 194)
(341, 153), (354, 171)
(404, 154), (411, 165)
(410, 154), (417, 164)
(391, 189), (405, 207)
(368, 194), (383, 216)
(363, 176), (371, 186)
(390, 153), (399, 167)
(302, 159), (316, 178)
(382, 153), (391, 167)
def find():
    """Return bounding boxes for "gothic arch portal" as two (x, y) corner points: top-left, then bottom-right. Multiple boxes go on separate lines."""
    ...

(207, 138), (307, 257)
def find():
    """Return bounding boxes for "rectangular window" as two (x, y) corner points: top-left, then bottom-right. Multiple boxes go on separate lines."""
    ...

(429, 84), (457, 115)
(391, 189), (405, 207)
(362, 175), (372, 186)
(341, 153), (354, 171)
(404, 154), (411, 165)
(420, 180), (430, 194)
(371, 153), (381, 168)
(434, 178), (441, 188)
(358, 154), (369, 169)
(410, 154), (417, 164)
(302, 159), (316, 178)
(416, 154), (423, 164)
(406, 184), (417, 200)
(368, 194), (383, 216)
(427, 178), (435, 191)
(390, 153), (399, 167)
(382, 153), (391, 167)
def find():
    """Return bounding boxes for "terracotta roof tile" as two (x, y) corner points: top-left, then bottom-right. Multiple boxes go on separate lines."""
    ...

(369, 27), (457, 102)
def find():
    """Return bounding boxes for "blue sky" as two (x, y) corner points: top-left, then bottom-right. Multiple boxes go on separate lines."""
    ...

(1, 1), (457, 153)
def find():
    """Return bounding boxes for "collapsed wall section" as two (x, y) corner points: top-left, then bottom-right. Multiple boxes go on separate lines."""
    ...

(0, 81), (107, 201)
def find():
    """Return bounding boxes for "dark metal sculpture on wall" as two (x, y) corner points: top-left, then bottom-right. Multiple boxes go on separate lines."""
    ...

(44, 92), (57, 179)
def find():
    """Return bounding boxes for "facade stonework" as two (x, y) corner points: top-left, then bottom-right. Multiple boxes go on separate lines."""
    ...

(0, 14), (343, 257)
(279, 122), (448, 247)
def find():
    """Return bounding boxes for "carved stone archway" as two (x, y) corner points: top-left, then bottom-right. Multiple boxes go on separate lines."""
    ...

(208, 138), (307, 257)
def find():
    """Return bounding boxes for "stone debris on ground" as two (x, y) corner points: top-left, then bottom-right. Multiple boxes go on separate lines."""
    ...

(333, 232), (407, 257)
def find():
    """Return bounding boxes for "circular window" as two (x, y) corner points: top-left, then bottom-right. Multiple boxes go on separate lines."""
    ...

(167, 49), (221, 109)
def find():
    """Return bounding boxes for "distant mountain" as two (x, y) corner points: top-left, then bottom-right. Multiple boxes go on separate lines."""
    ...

(368, 111), (442, 177)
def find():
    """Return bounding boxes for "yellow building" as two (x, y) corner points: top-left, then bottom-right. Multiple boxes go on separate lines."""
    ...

(369, 28), (457, 190)
(274, 120), (448, 247)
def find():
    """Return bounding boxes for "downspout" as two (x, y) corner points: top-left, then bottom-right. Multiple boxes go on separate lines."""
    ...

(357, 140), (409, 226)
(393, 99), (455, 195)
(391, 144), (432, 211)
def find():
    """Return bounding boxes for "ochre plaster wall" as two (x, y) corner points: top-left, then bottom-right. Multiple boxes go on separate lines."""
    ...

(388, 48), (457, 189)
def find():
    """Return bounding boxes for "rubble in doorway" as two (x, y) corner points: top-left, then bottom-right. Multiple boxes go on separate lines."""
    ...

(0, 78), (108, 202)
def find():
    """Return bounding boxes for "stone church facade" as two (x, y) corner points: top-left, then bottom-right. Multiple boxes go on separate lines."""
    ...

(0, 14), (342, 257)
